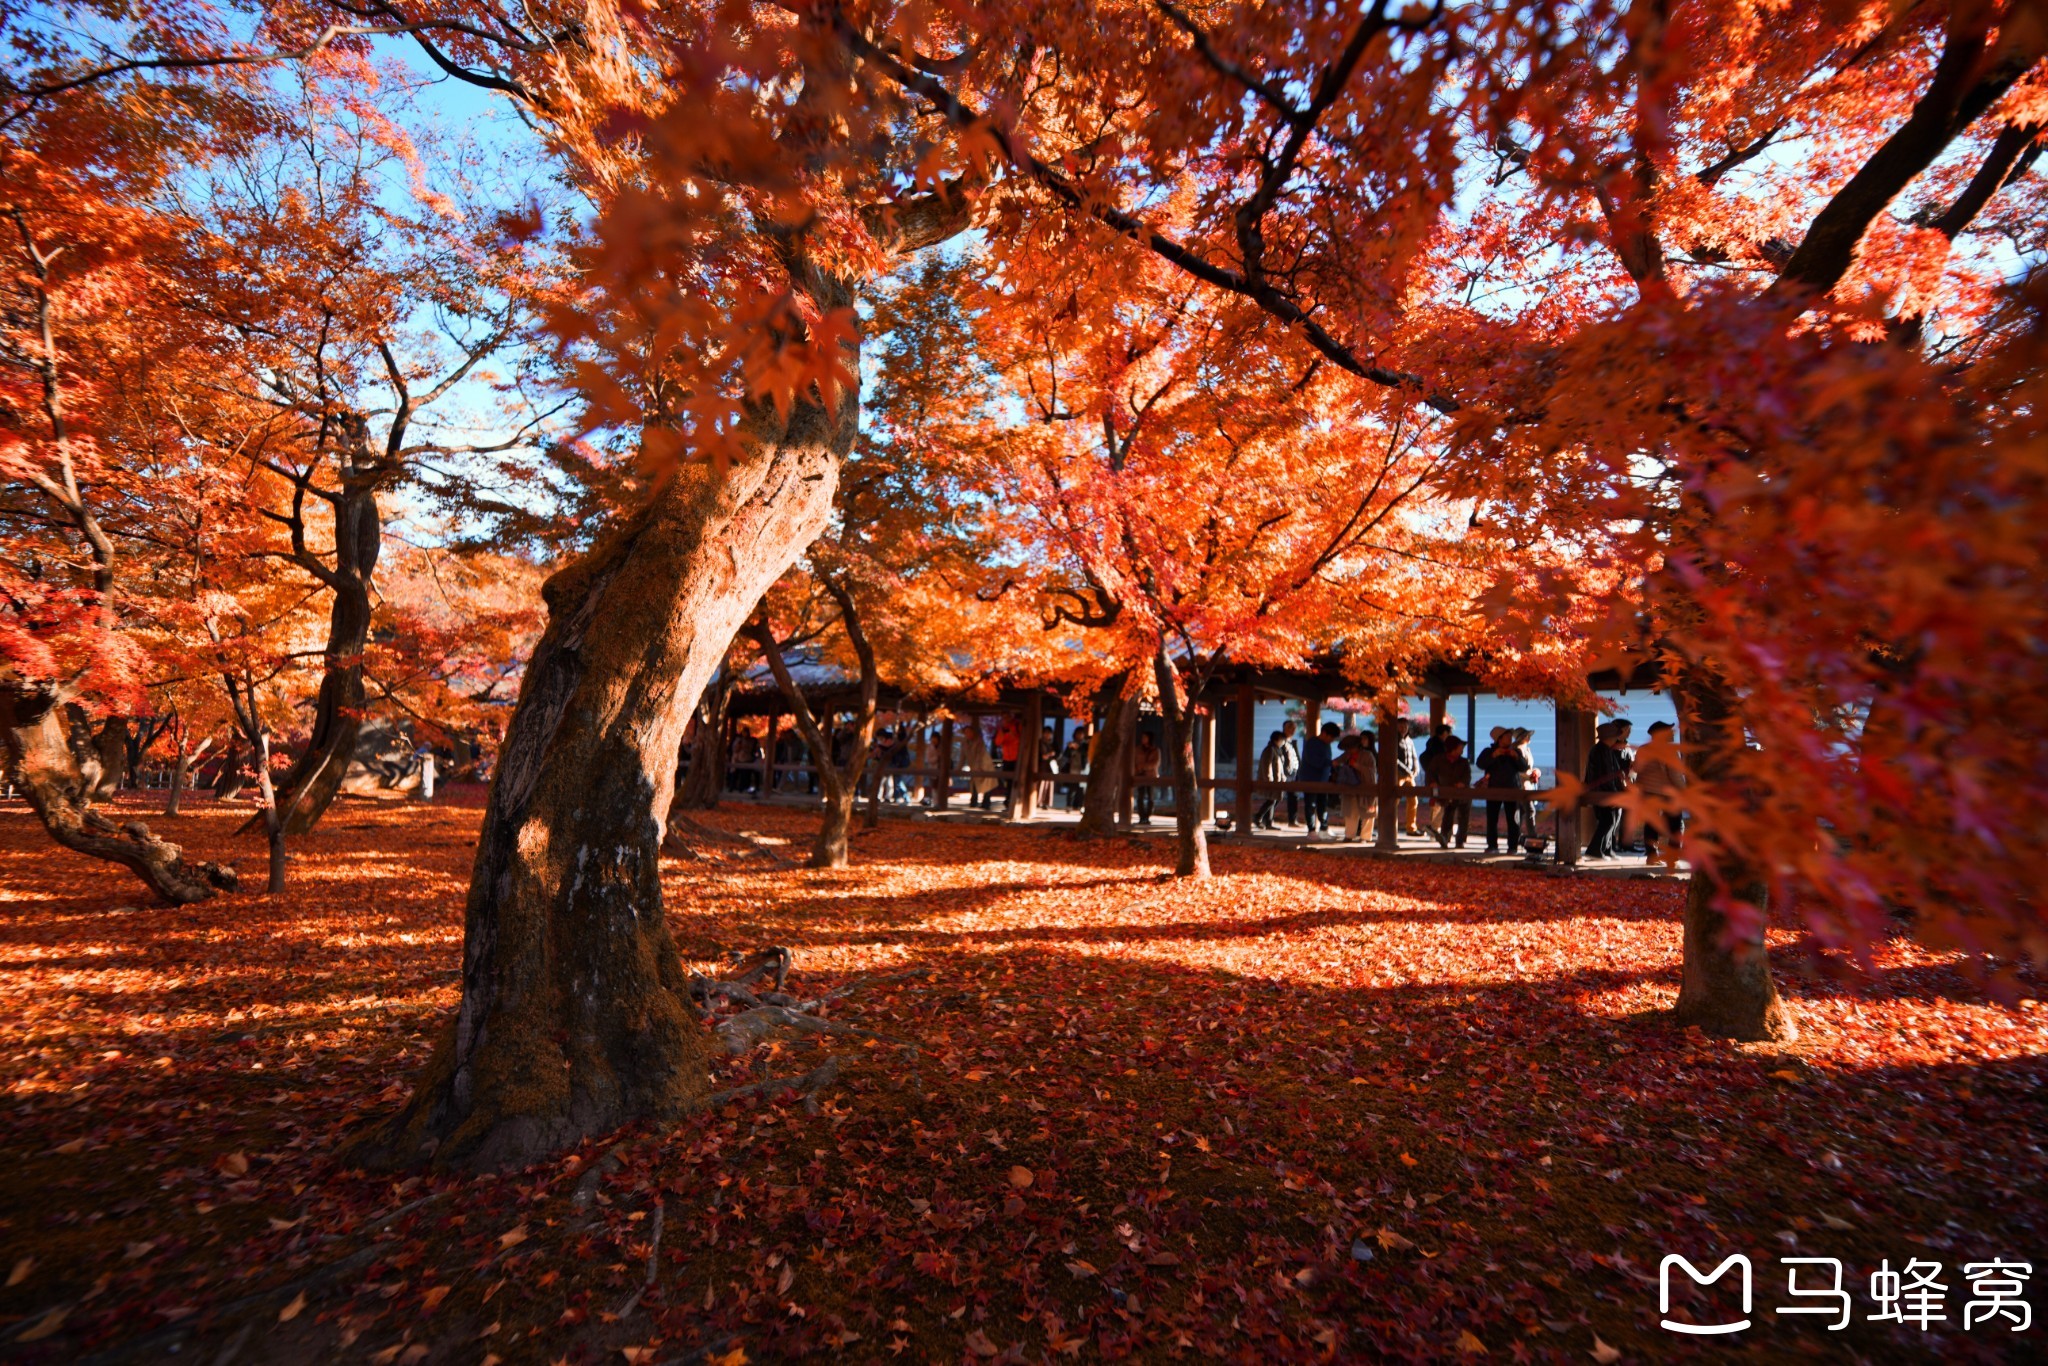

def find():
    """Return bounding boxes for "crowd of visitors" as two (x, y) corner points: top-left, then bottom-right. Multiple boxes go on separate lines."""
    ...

(697, 705), (1685, 862)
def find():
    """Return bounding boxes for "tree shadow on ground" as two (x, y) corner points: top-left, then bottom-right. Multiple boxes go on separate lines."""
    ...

(0, 805), (2037, 1364)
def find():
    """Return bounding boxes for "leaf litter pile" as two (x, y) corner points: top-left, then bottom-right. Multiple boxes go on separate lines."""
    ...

(1, 800), (2041, 1363)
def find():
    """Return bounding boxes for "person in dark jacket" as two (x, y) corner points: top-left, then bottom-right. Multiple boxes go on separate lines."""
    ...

(1434, 738), (1472, 848)
(1584, 720), (1633, 858)
(1298, 722), (1339, 835)
(1479, 729), (1532, 853)
(1419, 722), (1453, 835)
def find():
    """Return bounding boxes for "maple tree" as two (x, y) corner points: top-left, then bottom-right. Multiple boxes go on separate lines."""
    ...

(4, 0), (2042, 1170)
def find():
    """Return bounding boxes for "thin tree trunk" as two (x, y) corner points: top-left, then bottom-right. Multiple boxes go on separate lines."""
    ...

(164, 725), (188, 817)
(1077, 683), (1137, 837)
(0, 679), (235, 902)
(1671, 663), (1795, 1041)
(265, 479), (379, 836)
(1153, 648), (1210, 877)
(748, 578), (879, 870)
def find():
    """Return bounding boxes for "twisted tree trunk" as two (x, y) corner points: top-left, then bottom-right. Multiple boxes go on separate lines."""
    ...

(366, 347), (854, 1169)
(1, 679), (236, 903)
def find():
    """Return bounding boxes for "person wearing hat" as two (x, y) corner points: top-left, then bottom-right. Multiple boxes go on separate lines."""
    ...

(1512, 727), (1539, 835)
(1584, 719), (1633, 859)
(1635, 720), (1686, 863)
(1334, 731), (1377, 841)
(1479, 724), (1532, 853)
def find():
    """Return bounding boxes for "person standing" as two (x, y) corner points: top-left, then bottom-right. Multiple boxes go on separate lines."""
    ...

(992, 714), (1022, 808)
(1583, 720), (1633, 858)
(1037, 724), (1059, 809)
(1336, 732), (1376, 841)
(1479, 727), (1531, 853)
(1419, 722), (1453, 835)
(1279, 719), (1302, 827)
(1434, 737), (1472, 849)
(962, 722), (996, 809)
(1133, 730), (1162, 826)
(1254, 730), (1287, 829)
(1298, 722), (1339, 836)
(1635, 720), (1687, 863)
(1396, 719), (1422, 835)
(1059, 726), (1090, 809)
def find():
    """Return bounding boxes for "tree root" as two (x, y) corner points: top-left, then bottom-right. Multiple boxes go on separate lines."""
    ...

(663, 815), (800, 868)
(612, 1199), (664, 1318)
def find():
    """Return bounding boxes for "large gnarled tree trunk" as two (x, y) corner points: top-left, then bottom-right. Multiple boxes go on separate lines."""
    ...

(366, 332), (854, 1168)
(1, 679), (236, 903)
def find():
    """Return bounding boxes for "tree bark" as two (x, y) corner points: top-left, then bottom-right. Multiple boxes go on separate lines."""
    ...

(0, 680), (236, 903)
(1671, 663), (1796, 1041)
(1076, 682), (1137, 837)
(365, 334), (854, 1170)
(1153, 646), (1210, 877)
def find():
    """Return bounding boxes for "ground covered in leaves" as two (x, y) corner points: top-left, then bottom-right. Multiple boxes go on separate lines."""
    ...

(0, 797), (2041, 1364)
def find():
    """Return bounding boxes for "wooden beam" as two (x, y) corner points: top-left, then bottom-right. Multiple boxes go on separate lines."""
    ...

(1196, 709), (1216, 824)
(935, 717), (954, 810)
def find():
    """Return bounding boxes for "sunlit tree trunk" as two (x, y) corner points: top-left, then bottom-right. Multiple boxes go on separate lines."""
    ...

(163, 724), (188, 817)
(1153, 646), (1209, 877)
(1077, 683), (1137, 837)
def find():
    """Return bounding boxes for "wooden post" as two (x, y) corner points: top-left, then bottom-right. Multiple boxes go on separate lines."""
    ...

(1118, 717), (1137, 830)
(1374, 704), (1400, 851)
(1196, 709), (1216, 824)
(764, 710), (783, 799)
(1555, 704), (1589, 866)
(1009, 693), (1043, 821)
(1428, 694), (1447, 734)
(1235, 682), (1256, 837)
(935, 717), (954, 810)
